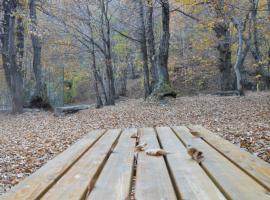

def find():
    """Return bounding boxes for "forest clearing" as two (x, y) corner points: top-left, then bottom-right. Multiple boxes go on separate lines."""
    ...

(1, 92), (270, 195)
(1, 0), (270, 198)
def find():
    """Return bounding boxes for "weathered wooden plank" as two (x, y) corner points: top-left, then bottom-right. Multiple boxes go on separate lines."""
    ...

(87, 128), (137, 200)
(135, 128), (177, 200)
(156, 127), (226, 200)
(41, 129), (121, 200)
(172, 126), (270, 200)
(1, 130), (105, 200)
(188, 125), (270, 190)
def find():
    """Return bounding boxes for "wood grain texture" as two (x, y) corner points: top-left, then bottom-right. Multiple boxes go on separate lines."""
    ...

(135, 127), (177, 200)
(188, 125), (270, 190)
(1, 130), (105, 200)
(172, 126), (270, 200)
(87, 128), (137, 200)
(156, 127), (226, 200)
(40, 129), (121, 200)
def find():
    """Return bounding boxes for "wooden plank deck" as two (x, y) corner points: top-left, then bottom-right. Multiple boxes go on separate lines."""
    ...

(1, 126), (270, 200)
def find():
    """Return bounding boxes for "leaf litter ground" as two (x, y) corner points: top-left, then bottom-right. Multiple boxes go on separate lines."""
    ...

(0, 92), (269, 194)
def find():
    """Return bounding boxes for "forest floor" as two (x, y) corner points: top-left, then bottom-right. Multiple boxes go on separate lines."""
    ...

(0, 91), (270, 194)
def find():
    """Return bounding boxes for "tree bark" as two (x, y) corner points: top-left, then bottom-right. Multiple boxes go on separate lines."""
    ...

(151, 0), (176, 99)
(91, 51), (103, 108)
(213, 0), (234, 91)
(251, 0), (261, 60)
(29, 0), (48, 101)
(100, 0), (115, 105)
(145, 0), (157, 90)
(267, 0), (270, 77)
(1, 0), (24, 113)
(1, 0), (12, 89)
(250, 0), (270, 88)
(232, 17), (244, 95)
(158, 0), (170, 83)
(16, 16), (24, 74)
(138, 0), (150, 98)
(89, 27), (103, 108)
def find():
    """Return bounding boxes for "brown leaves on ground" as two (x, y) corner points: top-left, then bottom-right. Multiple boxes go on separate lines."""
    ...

(0, 92), (269, 194)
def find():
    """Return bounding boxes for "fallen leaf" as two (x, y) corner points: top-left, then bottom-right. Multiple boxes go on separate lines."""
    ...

(135, 143), (147, 151)
(187, 146), (204, 163)
(145, 149), (168, 156)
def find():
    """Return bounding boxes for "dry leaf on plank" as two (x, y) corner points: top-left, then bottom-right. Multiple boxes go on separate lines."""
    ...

(145, 149), (168, 156)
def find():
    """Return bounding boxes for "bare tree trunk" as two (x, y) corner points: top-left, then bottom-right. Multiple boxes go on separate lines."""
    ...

(29, 0), (48, 101)
(98, 73), (108, 104)
(251, 0), (261, 60)
(145, 0), (157, 90)
(214, 23), (234, 90)
(157, 0), (170, 83)
(91, 53), (103, 108)
(1, 0), (24, 113)
(267, 0), (270, 78)
(11, 16), (24, 113)
(250, 0), (270, 88)
(151, 0), (176, 99)
(138, 0), (150, 98)
(213, 0), (234, 91)
(90, 30), (103, 108)
(232, 17), (244, 95)
(1, 0), (12, 89)
(100, 0), (115, 105)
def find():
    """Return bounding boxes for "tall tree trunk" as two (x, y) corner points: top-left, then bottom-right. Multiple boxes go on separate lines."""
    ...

(151, 0), (176, 99)
(145, 0), (157, 90)
(98, 74), (108, 104)
(267, 0), (270, 80)
(89, 21), (103, 108)
(104, 55), (115, 104)
(101, 0), (115, 105)
(232, 17), (244, 95)
(1, 0), (12, 89)
(213, 0), (234, 91)
(90, 50), (103, 108)
(251, 0), (261, 60)
(16, 16), (24, 73)
(11, 16), (24, 113)
(1, 0), (24, 113)
(29, 0), (48, 101)
(138, 0), (150, 98)
(250, 0), (270, 88)
(214, 22), (234, 90)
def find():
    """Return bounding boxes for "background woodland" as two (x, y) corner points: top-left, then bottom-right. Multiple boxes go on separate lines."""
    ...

(0, 0), (270, 112)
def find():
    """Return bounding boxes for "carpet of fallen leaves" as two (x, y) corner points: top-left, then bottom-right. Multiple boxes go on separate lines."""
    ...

(0, 92), (269, 195)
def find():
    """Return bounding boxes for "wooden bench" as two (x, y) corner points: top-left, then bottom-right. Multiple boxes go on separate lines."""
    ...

(1, 126), (270, 200)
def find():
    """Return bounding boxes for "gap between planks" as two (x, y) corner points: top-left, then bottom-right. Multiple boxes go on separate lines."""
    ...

(171, 126), (270, 200)
(188, 125), (270, 191)
(1, 129), (106, 200)
(40, 129), (122, 200)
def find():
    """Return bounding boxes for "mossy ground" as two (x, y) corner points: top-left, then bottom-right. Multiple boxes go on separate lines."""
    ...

(150, 80), (177, 100)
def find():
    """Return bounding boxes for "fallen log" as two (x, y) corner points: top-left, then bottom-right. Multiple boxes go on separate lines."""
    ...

(213, 90), (241, 96)
(54, 105), (91, 115)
